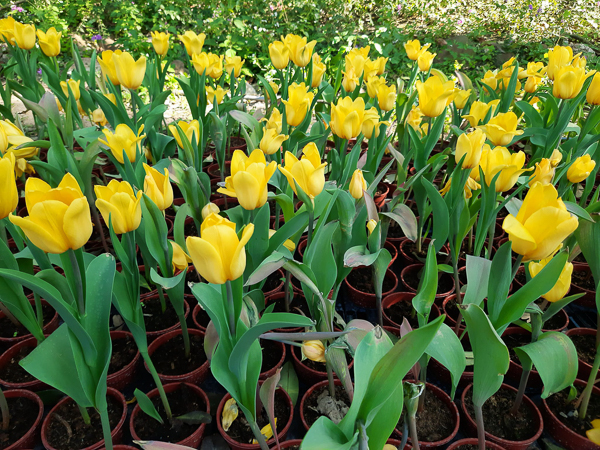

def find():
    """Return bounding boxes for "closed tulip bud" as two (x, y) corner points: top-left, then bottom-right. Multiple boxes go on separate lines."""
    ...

(186, 213), (254, 284)
(549, 149), (563, 167)
(377, 83), (397, 111)
(36, 27), (61, 56)
(404, 40), (430, 61)
(268, 229), (296, 252)
(94, 180), (142, 234)
(415, 76), (457, 118)
(178, 31), (205, 56)
(143, 163), (173, 211)
(99, 124), (146, 164)
(471, 145), (531, 192)
(112, 51), (146, 90)
(191, 52), (223, 78)
(285, 34), (316, 67)
(461, 99), (500, 127)
(342, 66), (359, 93)
(202, 202), (220, 220)
(269, 40), (290, 69)
(169, 120), (201, 148)
(260, 128), (289, 155)
(553, 65), (595, 100)
(374, 56), (388, 75)
(365, 76), (385, 98)
(263, 109), (283, 134)
(151, 31), (170, 56)
(301, 340), (326, 362)
(330, 96), (366, 140)
(453, 89), (471, 109)
(206, 85), (228, 104)
(349, 169), (367, 199)
(524, 76), (542, 93)
(0, 154), (18, 220)
(362, 107), (387, 139)
(14, 22), (35, 50)
(367, 219), (377, 235)
(587, 73), (600, 105)
(417, 50), (436, 72)
(224, 55), (244, 78)
(170, 240), (191, 272)
(547, 45), (575, 80)
(282, 82), (314, 127)
(502, 182), (578, 261)
(60, 79), (81, 101)
(567, 154), (596, 183)
(97, 50), (122, 85)
(529, 158), (555, 186)
(455, 128), (485, 169)
(529, 256), (573, 303)
(10, 174), (92, 254)
(0, 17), (16, 45)
(311, 54), (326, 88)
(279, 143), (326, 199)
(218, 149), (277, 210)
(477, 111), (524, 146)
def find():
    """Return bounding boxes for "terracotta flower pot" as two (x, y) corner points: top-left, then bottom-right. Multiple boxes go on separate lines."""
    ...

(269, 440), (303, 449)
(130, 382), (209, 448)
(291, 344), (354, 385)
(566, 328), (597, 382)
(264, 292), (307, 333)
(262, 269), (285, 298)
(442, 294), (466, 333)
(344, 267), (398, 308)
(142, 295), (190, 341)
(207, 161), (231, 179)
(41, 388), (127, 450)
(2, 389), (44, 450)
(192, 303), (210, 332)
(382, 292), (441, 329)
(107, 331), (140, 391)
(0, 337), (47, 390)
(460, 383), (543, 450)
(0, 299), (59, 345)
(259, 340), (286, 380)
(300, 379), (345, 431)
(398, 238), (448, 267)
(571, 264), (596, 308)
(541, 308), (569, 332)
(385, 240), (399, 267)
(400, 264), (455, 300)
(146, 328), (210, 384)
(385, 438), (412, 449)
(501, 327), (543, 389)
(212, 196), (239, 209)
(217, 387), (293, 450)
(446, 438), (506, 450)
(374, 183), (390, 209)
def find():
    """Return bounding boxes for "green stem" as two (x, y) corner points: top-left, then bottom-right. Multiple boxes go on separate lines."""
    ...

(68, 249), (85, 315)
(578, 342), (600, 419)
(130, 89), (137, 128)
(511, 368), (531, 415)
(408, 414), (421, 450)
(99, 407), (113, 450)
(474, 404), (486, 450)
(248, 419), (270, 450)
(0, 388), (8, 431)
(141, 351), (172, 420)
(511, 254), (524, 279)
(326, 358), (336, 399)
(486, 220), (495, 260)
(34, 293), (44, 335)
(306, 208), (314, 249)
(179, 313), (191, 358)
(284, 271), (291, 313)
(78, 404), (91, 425)
(157, 286), (166, 313)
(0, 220), (7, 247)
(226, 280), (236, 337)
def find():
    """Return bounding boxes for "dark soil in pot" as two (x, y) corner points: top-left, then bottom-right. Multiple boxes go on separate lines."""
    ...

(385, 299), (419, 328)
(108, 334), (137, 375)
(302, 383), (350, 429)
(503, 333), (530, 364)
(395, 388), (455, 442)
(546, 383), (600, 437)
(0, 344), (37, 384)
(572, 269), (595, 290)
(260, 339), (284, 374)
(346, 266), (395, 292)
(142, 296), (180, 332)
(193, 304), (211, 330)
(152, 334), (207, 375)
(262, 270), (284, 295)
(387, 222), (405, 241)
(402, 240), (448, 264)
(0, 303), (55, 340)
(267, 293), (310, 316)
(403, 267), (454, 295)
(45, 395), (123, 450)
(0, 395), (39, 448)
(571, 333), (596, 365)
(452, 444), (503, 450)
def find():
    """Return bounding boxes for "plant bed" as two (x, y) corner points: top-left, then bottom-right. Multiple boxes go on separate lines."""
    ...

(400, 264), (455, 299)
(0, 389), (44, 450)
(107, 330), (140, 391)
(565, 328), (597, 384)
(259, 339), (286, 380)
(141, 295), (190, 341)
(0, 299), (58, 345)
(130, 382), (209, 447)
(291, 342), (354, 385)
(382, 292), (441, 329)
(41, 388), (127, 450)
(0, 337), (47, 390)
(344, 266), (398, 308)
(300, 379), (351, 430)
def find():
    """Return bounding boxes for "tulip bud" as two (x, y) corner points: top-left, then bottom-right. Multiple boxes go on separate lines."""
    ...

(349, 169), (367, 199)
(311, 53), (326, 88)
(453, 89), (471, 109)
(282, 82), (314, 127)
(260, 128), (289, 155)
(112, 51), (147, 90)
(415, 76), (458, 118)
(529, 256), (573, 303)
(94, 180), (143, 234)
(301, 340), (326, 362)
(377, 83), (397, 112)
(279, 143), (326, 199)
(269, 40), (290, 69)
(417, 50), (436, 72)
(330, 96), (366, 139)
(567, 154), (596, 183)
(202, 202), (220, 220)
(36, 27), (61, 57)
(367, 219), (378, 235)
(455, 129), (485, 169)
(170, 240), (191, 272)
(587, 73), (600, 105)
(14, 22), (36, 50)
(143, 163), (174, 211)
(151, 31), (170, 57)
(549, 149), (563, 168)
(178, 31), (205, 56)
(224, 55), (244, 78)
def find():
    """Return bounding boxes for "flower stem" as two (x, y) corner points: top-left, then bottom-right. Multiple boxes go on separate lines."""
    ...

(474, 404), (486, 450)
(306, 208), (314, 249)
(78, 404), (91, 425)
(0, 388), (9, 431)
(141, 351), (172, 420)
(248, 419), (270, 450)
(68, 249), (85, 316)
(226, 280), (236, 337)
(578, 342), (600, 419)
(99, 407), (113, 450)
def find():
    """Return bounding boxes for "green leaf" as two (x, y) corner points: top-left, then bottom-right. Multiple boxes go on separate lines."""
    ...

(565, 201), (593, 222)
(412, 242), (437, 317)
(134, 389), (164, 425)
(150, 267), (187, 290)
(381, 204), (418, 242)
(421, 178), (449, 252)
(426, 323), (466, 399)
(279, 361), (299, 406)
(486, 241), (513, 325)
(175, 411), (212, 425)
(302, 416), (358, 450)
(259, 369), (282, 449)
(463, 255), (492, 306)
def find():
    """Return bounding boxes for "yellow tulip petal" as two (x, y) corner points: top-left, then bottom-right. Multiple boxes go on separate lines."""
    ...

(230, 224), (254, 281)
(232, 171), (262, 210)
(186, 236), (227, 284)
(63, 197), (92, 250)
(502, 215), (537, 258)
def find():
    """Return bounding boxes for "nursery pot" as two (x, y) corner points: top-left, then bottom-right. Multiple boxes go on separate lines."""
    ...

(107, 330), (140, 391)
(398, 238), (448, 267)
(400, 264), (455, 299)
(344, 267), (398, 308)
(442, 294), (465, 332)
(0, 298), (59, 345)
(264, 292), (307, 333)
(262, 268), (285, 298)
(41, 388), (127, 450)
(0, 337), (47, 391)
(446, 438), (506, 450)
(385, 240), (399, 267)
(259, 339), (286, 380)
(2, 389), (44, 450)
(385, 439), (412, 449)
(192, 302), (210, 332)
(142, 295), (190, 341)
(300, 379), (347, 431)
(460, 383), (543, 450)
(565, 328), (597, 382)
(269, 440), (303, 449)
(382, 292), (440, 329)
(501, 327), (543, 389)
(291, 340), (354, 385)
(571, 264), (596, 308)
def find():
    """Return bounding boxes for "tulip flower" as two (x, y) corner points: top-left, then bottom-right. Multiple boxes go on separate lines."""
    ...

(377, 83), (397, 111)
(206, 85), (228, 104)
(406, 106), (424, 134)
(342, 66), (359, 93)
(549, 149), (563, 167)
(373, 56), (388, 75)
(502, 182), (578, 261)
(186, 213), (254, 284)
(169, 120), (201, 149)
(471, 145), (530, 192)
(453, 89), (471, 109)
(260, 128), (289, 155)
(461, 99), (500, 128)
(349, 169), (367, 199)
(455, 128), (485, 169)
(224, 55), (244, 78)
(587, 420), (600, 445)
(330, 96), (366, 140)
(151, 31), (170, 56)
(10, 174), (92, 254)
(525, 61), (546, 78)
(269, 40), (290, 69)
(529, 158), (555, 186)
(364, 75), (384, 99)
(284, 34), (316, 67)
(112, 51), (146, 90)
(0, 154), (18, 220)
(191, 52), (223, 79)
(269, 81), (279, 95)
(99, 124), (146, 164)
(97, 50), (122, 85)
(567, 154), (596, 183)
(268, 229), (296, 252)
(362, 107), (386, 139)
(14, 22), (35, 50)
(481, 70), (498, 92)
(143, 163), (174, 211)
(36, 27), (61, 56)
(279, 143), (326, 199)
(417, 50), (436, 72)
(90, 108), (107, 127)
(524, 76), (542, 93)
(587, 73), (600, 105)
(202, 202), (220, 220)
(439, 177), (481, 199)
(263, 109), (283, 134)
(94, 180), (142, 234)
(553, 65), (595, 100)
(478, 111), (524, 146)
(367, 219), (377, 235)
(170, 240), (191, 272)
(547, 45), (575, 80)
(363, 58), (380, 80)
(0, 17), (16, 45)
(529, 255), (573, 303)
(404, 40), (430, 61)
(415, 76), (457, 118)
(345, 47), (369, 77)
(282, 82), (314, 127)
(217, 149), (277, 210)
(60, 79), (81, 101)
(301, 340), (326, 362)
(311, 53), (326, 88)
(178, 31), (205, 56)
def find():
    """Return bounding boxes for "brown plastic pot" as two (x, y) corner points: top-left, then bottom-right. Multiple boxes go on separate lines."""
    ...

(398, 238), (449, 267)
(392, 382), (460, 448)
(501, 327), (542, 388)
(264, 292), (306, 333)
(142, 295), (190, 341)
(565, 328), (596, 382)
(212, 196), (239, 209)
(460, 383), (543, 450)
(571, 264), (596, 308)
(217, 387), (293, 450)
(541, 379), (600, 450)
(442, 294), (465, 333)
(107, 331), (140, 391)
(130, 382), (209, 447)
(344, 268), (398, 308)
(382, 292), (440, 329)
(263, 269), (285, 298)
(3, 389), (44, 450)
(300, 379), (344, 431)
(103, 447), (138, 450)
(0, 337), (47, 390)
(259, 340), (286, 380)
(146, 328), (210, 384)
(374, 183), (390, 210)
(446, 438), (506, 450)
(291, 344), (354, 385)
(385, 240), (399, 267)
(269, 440), (303, 449)
(0, 299), (59, 345)
(400, 264), (455, 300)
(192, 302), (210, 332)
(207, 161), (231, 179)
(42, 388), (127, 450)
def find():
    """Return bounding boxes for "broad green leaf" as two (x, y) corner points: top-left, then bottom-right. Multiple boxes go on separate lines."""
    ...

(279, 361), (299, 406)
(486, 241), (513, 325)
(302, 416), (358, 450)
(412, 243), (437, 317)
(134, 388), (164, 424)
(426, 323), (466, 399)
(421, 178), (449, 252)
(463, 255), (492, 306)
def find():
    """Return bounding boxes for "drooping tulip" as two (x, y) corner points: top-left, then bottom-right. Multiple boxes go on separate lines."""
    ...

(477, 111), (524, 146)
(330, 96), (366, 140)
(282, 82), (314, 127)
(99, 124), (146, 164)
(567, 154), (596, 183)
(278, 143), (326, 199)
(143, 163), (174, 211)
(94, 180), (142, 234)
(36, 27), (61, 56)
(112, 51), (147, 90)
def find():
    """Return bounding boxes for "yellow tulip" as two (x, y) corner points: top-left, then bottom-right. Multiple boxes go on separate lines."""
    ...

(202, 202), (220, 220)
(377, 83), (397, 111)
(471, 145), (530, 192)
(404, 40), (430, 61)
(284, 34), (316, 67)
(481, 70), (498, 92)
(191, 52), (223, 79)
(311, 54), (326, 88)
(91, 108), (108, 127)
(439, 177), (481, 199)
(0, 154), (18, 220)
(549, 149), (563, 167)
(418, 50), (436, 72)
(567, 154), (596, 183)
(415, 76), (457, 118)
(97, 50), (123, 86)
(587, 420), (600, 445)
(282, 82), (314, 127)
(0, 119), (25, 153)
(60, 79), (81, 101)
(330, 96), (366, 140)
(342, 66), (359, 93)
(251, 420), (276, 445)
(365, 76), (385, 99)
(547, 45), (575, 80)
(553, 65), (595, 100)
(268, 229), (296, 252)
(462, 99), (500, 128)
(260, 128), (289, 155)
(406, 106), (424, 134)
(503, 182), (578, 261)
(268, 40), (290, 69)
(269, 81), (279, 95)
(169, 120), (201, 148)
(36, 27), (61, 57)
(345, 47), (369, 77)
(587, 73), (600, 105)
(367, 219), (377, 235)
(454, 89), (471, 109)
(301, 340), (326, 362)
(14, 22), (35, 50)
(279, 143), (326, 199)
(529, 158), (555, 186)
(363, 58), (379, 80)
(374, 56), (388, 75)
(112, 51), (146, 90)
(362, 107), (386, 139)
(143, 163), (174, 211)
(263, 109), (283, 134)
(217, 149), (277, 210)
(349, 169), (367, 199)
(524, 76), (542, 93)
(478, 111), (524, 146)
(170, 240), (191, 272)
(529, 255), (573, 303)
(455, 128), (485, 169)
(0, 17), (16, 45)
(151, 31), (170, 57)
(206, 85), (228, 104)
(94, 180), (142, 234)
(186, 213), (254, 284)
(178, 31), (205, 56)
(10, 174), (92, 254)
(525, 61), (546, 78)
(224, 55), (244, 78)
(99, 124), (146, 164)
